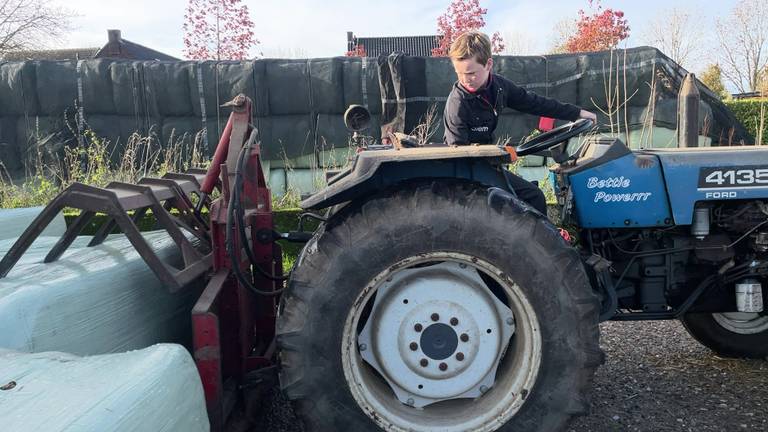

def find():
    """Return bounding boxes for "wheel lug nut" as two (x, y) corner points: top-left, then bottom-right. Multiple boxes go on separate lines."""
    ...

(450, 317), (458, 326)
(409, 342), (418, 351)
(420, 358), (428, 367)
(431, 313), (440, 321)
(439, 362), (448, 371)
(414, 323), (423, 332)
(460, 333), (469, 342)
(456, 352), (465, 361)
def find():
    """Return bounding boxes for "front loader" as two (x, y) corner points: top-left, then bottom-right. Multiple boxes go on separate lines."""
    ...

(0, 94), (298, 431)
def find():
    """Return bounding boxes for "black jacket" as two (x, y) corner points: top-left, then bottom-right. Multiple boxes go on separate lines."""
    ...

(443, 73), (582, 145)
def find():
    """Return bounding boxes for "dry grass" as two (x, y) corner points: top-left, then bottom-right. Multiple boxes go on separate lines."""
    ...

(411, 104), (441, 145)
(0, 127), (207, 209)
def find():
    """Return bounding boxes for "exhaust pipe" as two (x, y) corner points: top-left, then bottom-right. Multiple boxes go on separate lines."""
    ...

(677, 73), (700, 148)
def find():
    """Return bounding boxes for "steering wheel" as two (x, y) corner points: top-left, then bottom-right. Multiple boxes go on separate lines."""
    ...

(516, 119), (594, 156)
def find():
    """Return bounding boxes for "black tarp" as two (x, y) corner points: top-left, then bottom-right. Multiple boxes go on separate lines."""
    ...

(0, 48), (752, 180)
(378, 47), (748, 147)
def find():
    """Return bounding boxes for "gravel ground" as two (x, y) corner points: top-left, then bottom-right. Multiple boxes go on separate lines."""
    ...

(253, 320), (768, 432)
(570, 320), (768, 432)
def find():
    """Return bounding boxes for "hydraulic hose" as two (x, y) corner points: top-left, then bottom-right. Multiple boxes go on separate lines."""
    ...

(225, 135), (287, 296)
(232, 140), (290, 282)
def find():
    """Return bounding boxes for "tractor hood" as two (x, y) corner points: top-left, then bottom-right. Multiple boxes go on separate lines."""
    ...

(644, 146), (768, 225)
(566, 143), (768, 228)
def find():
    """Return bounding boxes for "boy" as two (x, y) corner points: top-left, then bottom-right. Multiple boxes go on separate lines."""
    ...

(444, 31), (596, 214)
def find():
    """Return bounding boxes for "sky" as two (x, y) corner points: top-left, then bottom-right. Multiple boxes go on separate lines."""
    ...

(54, 0), (737, 73)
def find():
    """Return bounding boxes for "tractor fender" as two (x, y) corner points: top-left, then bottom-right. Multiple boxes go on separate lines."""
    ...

(301, 145), (512, 210)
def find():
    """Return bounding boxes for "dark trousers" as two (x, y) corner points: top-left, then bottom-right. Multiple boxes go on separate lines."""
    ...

(503, 170), (547, 215)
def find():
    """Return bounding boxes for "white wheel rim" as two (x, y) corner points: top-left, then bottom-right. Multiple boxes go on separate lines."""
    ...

(713, 312), (768, 334)
(341, 252), (542, 432)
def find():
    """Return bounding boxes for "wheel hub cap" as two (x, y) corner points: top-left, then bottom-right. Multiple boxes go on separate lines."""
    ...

(421, 323), (458, 360)
(357, 261), (515, 408)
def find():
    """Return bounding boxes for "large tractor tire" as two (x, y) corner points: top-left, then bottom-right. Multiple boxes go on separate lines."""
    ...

(276, 182), (603, 432)
(682, 311), (768, 358)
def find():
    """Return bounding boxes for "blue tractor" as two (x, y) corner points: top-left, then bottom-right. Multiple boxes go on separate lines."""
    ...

(276, 105), (768, 432)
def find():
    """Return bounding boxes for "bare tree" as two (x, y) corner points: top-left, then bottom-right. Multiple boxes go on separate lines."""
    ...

(502, 31), (535, 56)
(0, 0), (74, 55)
(264, 46), (309, 59)
(548, 17), (577, 54)
(642, 8), (704, 69)
(715, 0), (768, 93)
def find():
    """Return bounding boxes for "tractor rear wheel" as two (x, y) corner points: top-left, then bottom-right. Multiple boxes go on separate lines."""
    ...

(276, 182), (603, 432)
(682, 312), (768, 358)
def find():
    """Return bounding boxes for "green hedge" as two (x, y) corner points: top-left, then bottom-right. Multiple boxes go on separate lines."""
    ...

(723, 98), (766, 144)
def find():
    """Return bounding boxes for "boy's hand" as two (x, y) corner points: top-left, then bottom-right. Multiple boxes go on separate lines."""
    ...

(579, 110), (597, 122)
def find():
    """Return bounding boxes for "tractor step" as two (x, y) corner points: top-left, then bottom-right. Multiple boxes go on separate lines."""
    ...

(0, 170), (213, 292)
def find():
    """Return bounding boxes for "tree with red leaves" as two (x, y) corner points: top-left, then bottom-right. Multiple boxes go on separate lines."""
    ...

(182, 0), (259, 60)
(345, 43), (367, 57)
(564, 0), (629, 53)
(432, 0), (505, 57)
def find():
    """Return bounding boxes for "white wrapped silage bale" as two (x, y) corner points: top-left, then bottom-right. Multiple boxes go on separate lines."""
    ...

(0, 207), (66, 241)
(0, 231), (203, 355)
(0, 343), (209, 432)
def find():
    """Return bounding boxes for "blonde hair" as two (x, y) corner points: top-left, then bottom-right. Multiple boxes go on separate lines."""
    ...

(449, 31), (492, 66)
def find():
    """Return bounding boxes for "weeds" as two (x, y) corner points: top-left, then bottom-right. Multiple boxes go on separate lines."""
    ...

(0, 128), (207, 209)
